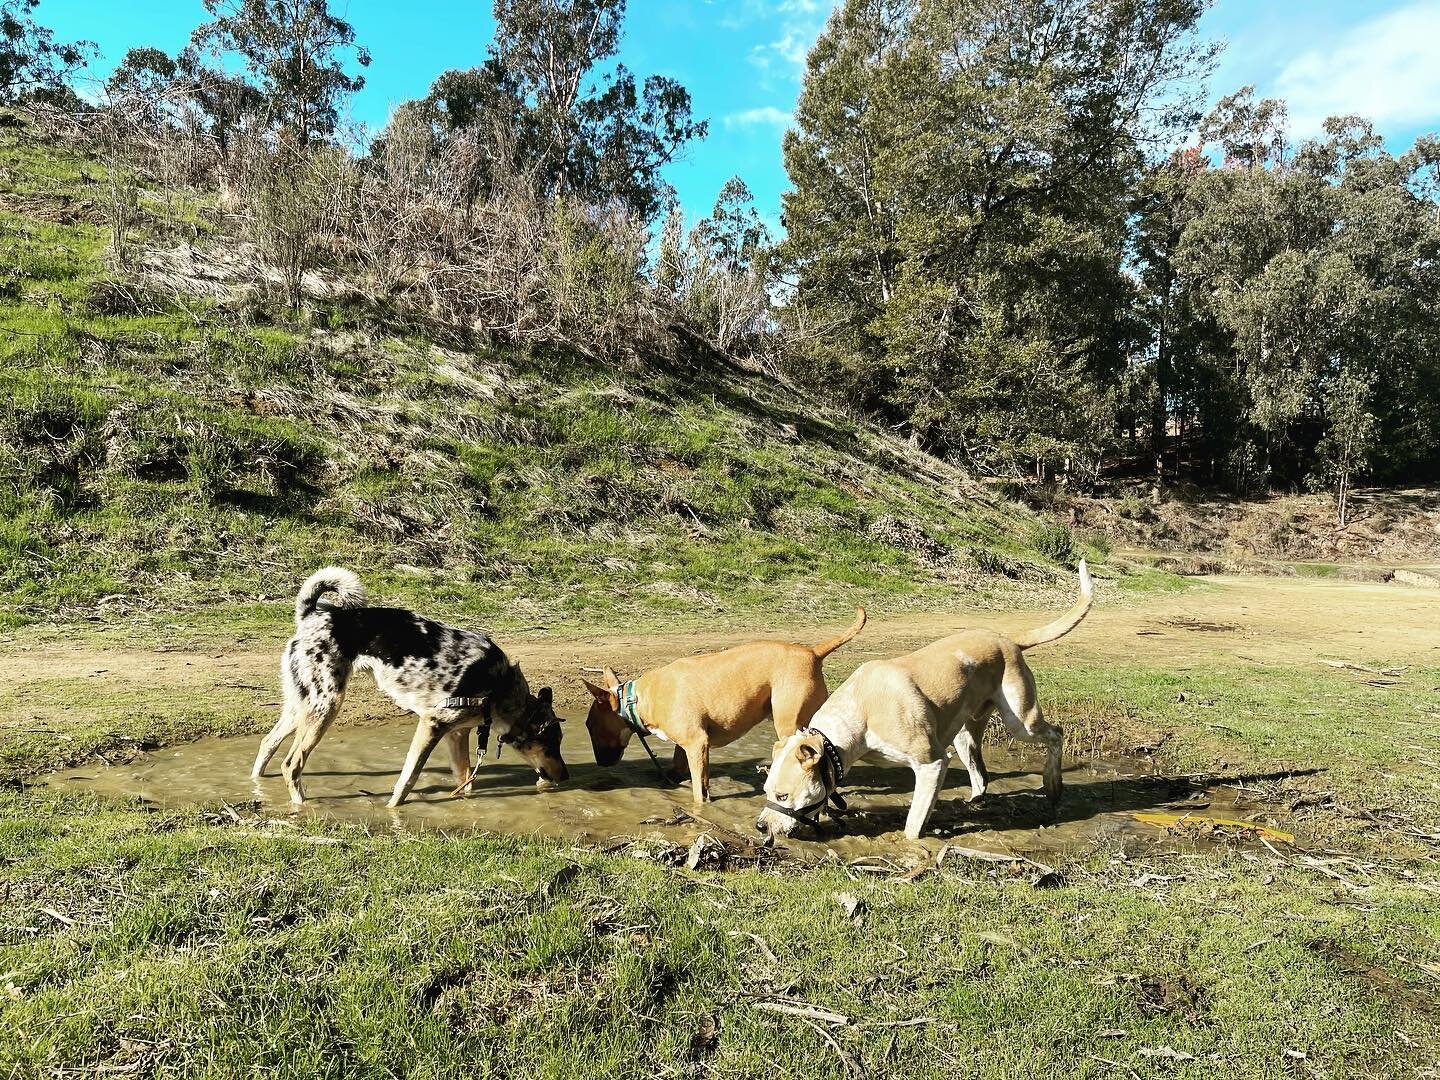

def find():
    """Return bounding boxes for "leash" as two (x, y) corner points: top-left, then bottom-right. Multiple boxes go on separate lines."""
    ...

(617, 680), (678, 787)
(445, 696), (495, 796)
(763, 727), (849, 829)
(444, 694), (561, 796)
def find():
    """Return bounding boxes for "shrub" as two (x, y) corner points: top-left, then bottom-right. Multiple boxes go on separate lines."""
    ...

(1029, 520), (1076, 564)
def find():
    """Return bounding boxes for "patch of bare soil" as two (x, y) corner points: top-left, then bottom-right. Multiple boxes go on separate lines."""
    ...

(0, 189), (103, 225)
(4, 573), (1437, 733)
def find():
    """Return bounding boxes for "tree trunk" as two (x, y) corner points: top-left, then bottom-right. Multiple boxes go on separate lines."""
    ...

(1150, 276), (1171, 503)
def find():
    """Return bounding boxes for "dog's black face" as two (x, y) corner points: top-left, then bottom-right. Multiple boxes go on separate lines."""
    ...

(507, 687), (569, 783)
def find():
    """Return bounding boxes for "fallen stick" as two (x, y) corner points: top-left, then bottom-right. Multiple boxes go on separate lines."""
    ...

(727, 930), (779, 965)
(795, 1015), (861, 1076)
(751, 1000), (851, 1026)
(1131, 811), (1294, 844)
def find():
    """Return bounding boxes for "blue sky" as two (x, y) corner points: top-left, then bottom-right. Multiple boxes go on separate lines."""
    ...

(40, 0), (1440, 231)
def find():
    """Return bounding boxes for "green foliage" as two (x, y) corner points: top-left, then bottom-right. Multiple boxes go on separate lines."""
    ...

(0, 0), (92, 104)
(408, 0), (706, 221)
(189, 0), (370, 146)
(1028, 520), (1075, 564)
(1135, 91), (1440, 494)
(777, 0), (1212, 478)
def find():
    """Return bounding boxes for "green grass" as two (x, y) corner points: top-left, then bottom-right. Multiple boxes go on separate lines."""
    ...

(0, 676), (1434, 1080)
(2, 632), (1437, 1077)
(0, 125), (1116, 634)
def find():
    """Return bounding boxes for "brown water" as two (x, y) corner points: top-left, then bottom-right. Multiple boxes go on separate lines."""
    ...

(46, 711), (1269, 864)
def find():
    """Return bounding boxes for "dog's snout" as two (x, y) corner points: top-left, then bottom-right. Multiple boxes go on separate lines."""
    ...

(755, 818), (769, 834)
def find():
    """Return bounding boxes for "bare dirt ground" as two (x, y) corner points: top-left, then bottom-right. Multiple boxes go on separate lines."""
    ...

(3, 572), (1434, 715)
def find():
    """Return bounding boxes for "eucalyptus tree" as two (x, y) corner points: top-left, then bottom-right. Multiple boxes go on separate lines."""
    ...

(414, 0), (705, 221)
(778, 0), (1213, 478)
(189, 0), (369, 146)
(0, 0), (91, 104)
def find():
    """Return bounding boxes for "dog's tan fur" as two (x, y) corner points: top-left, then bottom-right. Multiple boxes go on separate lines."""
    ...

(583, 609), (866, 803)
(758, 564), (1093, 840)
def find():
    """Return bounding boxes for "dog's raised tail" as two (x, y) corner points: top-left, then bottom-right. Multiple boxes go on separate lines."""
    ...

(295, 566), (366, 625)
(1013, 560), (1093, 650)
(811, 607), (867, 659)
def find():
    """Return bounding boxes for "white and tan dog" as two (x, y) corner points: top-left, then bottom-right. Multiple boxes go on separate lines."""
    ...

(757, 562), (1092, 840)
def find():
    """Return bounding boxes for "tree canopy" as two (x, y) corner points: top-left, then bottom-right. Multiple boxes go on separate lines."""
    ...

(406, 0), (705, 220)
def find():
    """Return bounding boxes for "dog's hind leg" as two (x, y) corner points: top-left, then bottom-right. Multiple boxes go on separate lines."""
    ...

(952, 709), (992, 801)
(389, 718), (448, 808)
(252, 701), (299, 779)
(994, 665), (1064, 810)
(280, 695), (344, 805)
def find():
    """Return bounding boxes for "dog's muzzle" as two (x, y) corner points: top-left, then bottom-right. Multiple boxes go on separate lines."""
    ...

(757, 790), (847, 833)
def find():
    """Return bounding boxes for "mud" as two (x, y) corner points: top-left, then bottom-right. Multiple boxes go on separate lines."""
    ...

(48, 713), (1267, 864)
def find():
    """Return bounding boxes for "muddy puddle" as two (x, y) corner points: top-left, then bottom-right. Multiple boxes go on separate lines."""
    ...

(47, 713), (1283, 864)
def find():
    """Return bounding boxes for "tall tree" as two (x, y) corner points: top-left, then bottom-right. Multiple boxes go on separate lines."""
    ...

(189, 0), (369, 146)
(0, 0), (91, 104)
(1161, 94), (1440, 493)
(415, 0), (705, 220)
(778, 0), (1212, 477)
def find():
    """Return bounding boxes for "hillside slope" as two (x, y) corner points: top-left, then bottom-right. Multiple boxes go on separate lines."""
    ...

(0, 127), (1108, 634)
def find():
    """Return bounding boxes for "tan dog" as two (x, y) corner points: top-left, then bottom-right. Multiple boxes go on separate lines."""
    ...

(757, 563), (1092, 840)
(583, 609), (866, 804)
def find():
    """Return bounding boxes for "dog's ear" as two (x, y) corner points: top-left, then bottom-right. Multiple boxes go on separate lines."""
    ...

(582, 679), (612, 704)
(537, 686), (552, 705)
(772, 739), (786, 759)
(796, 741), (820, 768)
(601, 665), (620, 689)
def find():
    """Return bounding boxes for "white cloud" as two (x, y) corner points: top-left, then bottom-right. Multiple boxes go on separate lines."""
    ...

(744, 0), (837, 84)
(1275, 1), (1440, 138)
(724, 106), (794, 129)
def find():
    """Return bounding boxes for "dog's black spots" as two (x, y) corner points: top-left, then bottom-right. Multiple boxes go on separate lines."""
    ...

(454, 649), (510, 700)
(322, 606), (484, 670)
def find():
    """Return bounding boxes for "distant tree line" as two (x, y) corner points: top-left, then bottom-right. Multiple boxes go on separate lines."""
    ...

(778, 0), (1440, 509)
(7, 0), (1440, 514)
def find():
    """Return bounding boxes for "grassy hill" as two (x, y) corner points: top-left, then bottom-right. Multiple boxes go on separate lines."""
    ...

(0, 124), (1119, 636)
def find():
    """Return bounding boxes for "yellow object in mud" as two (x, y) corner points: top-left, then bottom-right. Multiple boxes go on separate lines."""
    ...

(1132, 811), (1295, 844)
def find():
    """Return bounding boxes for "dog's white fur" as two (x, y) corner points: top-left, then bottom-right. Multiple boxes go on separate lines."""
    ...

(758, 562), (1093, 840)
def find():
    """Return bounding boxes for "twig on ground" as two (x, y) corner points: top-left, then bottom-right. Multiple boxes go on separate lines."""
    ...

(751, 999), (850, 1026)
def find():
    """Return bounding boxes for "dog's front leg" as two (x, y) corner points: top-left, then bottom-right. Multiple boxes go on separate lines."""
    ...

(446, 728), (474, 793)
(904, 758), (948, 840)
(389, 718), (447, 807)
(683, 738), (711, 804)
(667, 745), (690, 785)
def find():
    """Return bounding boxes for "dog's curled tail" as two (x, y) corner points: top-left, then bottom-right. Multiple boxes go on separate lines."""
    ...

(295, 566), (366, 625)
(1014, 560), (1093, 650)
(811, 607), (867, 659)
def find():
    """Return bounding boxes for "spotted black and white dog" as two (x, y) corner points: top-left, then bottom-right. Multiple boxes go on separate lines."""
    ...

(252, 567), (568, 807)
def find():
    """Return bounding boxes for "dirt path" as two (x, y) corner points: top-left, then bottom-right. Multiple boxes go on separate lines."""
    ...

(5, 576), (1434, 743)
(4, 574), (1436, 718)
